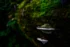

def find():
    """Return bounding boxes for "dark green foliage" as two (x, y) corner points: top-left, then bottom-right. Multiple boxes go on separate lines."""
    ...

(0, 0), (70, 47)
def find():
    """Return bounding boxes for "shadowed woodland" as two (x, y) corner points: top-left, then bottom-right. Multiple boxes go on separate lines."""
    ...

(0, 0), (70, 47)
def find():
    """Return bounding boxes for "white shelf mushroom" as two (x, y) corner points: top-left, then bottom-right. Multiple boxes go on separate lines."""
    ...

(37, 38), (48, 44)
